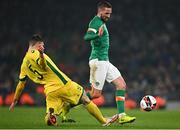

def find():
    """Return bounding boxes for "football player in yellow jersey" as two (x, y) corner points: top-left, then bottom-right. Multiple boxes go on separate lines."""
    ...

(9, 34), (118, 126)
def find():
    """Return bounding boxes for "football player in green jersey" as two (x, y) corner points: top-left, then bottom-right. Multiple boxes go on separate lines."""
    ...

(84, 1), (136, 124)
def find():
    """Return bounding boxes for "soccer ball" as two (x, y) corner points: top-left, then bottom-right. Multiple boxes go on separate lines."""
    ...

(140, 95), (156, 111)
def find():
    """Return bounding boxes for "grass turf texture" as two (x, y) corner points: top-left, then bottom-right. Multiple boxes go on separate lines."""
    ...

(0, 106), (179, 129)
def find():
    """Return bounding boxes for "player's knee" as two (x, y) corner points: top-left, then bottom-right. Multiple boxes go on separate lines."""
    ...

(116, 83), (126, 90)
(113, 77), (127, 90)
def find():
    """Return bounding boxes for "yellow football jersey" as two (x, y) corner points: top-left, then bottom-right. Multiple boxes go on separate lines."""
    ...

(19, 49), (71, 95)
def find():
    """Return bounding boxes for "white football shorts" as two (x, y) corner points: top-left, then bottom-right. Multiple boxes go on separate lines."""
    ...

(89, 59), (121, 90)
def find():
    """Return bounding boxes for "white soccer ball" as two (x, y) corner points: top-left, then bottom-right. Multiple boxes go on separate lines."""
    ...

(140, 95), (156, 111)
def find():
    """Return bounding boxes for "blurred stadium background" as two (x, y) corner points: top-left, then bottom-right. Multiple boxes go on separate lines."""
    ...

(0, 0), (180, 110)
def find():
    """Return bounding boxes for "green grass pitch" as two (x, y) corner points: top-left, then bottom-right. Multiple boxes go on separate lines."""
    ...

(0, 106), (180, 129)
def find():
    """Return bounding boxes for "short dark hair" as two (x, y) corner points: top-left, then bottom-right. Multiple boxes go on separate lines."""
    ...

(29, 34), (43, 46)
(97, 1), (112, 9)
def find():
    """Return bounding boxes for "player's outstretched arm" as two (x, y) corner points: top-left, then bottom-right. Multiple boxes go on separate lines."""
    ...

(9, 81), (26, 111)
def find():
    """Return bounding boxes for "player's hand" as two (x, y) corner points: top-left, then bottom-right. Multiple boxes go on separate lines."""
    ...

(98, 24), (104, 36)
(9, 100), (18, 111)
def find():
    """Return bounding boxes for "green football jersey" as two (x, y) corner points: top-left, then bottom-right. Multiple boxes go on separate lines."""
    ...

(88, 16), (109, 61)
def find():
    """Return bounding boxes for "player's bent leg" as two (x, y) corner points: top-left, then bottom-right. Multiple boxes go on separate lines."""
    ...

(45, 90), (64, 126)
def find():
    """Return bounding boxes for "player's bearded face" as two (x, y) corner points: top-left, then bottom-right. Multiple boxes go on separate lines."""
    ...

(100, 8), (112, 22)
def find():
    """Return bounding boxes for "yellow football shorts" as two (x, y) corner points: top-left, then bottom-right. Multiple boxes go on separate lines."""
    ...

(46, 81), (83, 115)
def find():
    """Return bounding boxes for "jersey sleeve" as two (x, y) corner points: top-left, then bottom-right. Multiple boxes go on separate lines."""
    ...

(19, 60), (27, 81)
(84, 18), (103, 41)
(88, 18), (103, 33)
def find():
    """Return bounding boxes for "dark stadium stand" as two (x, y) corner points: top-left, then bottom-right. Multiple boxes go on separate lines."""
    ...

(0, 0), (179, 107)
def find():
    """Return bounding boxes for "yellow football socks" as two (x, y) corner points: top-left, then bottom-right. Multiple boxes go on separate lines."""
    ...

(85, 101), (106, 124)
